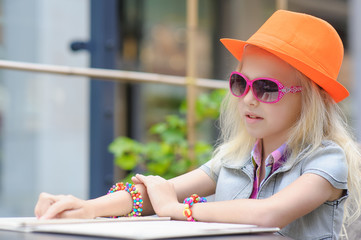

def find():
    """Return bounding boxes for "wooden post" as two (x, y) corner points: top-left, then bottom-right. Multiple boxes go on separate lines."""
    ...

(276, 0), (288, 10)
(186, 0), (198, 167)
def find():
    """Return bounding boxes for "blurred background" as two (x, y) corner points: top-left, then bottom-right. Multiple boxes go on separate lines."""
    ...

(0, 0), (359, 218)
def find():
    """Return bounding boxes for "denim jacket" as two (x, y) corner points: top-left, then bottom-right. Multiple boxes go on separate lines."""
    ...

(200, 140), (348, 240)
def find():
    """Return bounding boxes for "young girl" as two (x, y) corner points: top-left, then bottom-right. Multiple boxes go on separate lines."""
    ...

(35, 10), (361, 239)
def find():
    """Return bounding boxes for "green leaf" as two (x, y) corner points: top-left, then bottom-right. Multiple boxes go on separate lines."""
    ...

(195, 142), (213, 154)
(166, 115), (185, 128)
(179, 101), (187, 114)
(149, 123), (167, 135)
(108, 137), (143, 156)
(169, 158), (191, 175)
(115, 154), (138, 170)
(147, 159), (171, 175)
(160, 129), (186, 144)
(195, 142), (213, 165)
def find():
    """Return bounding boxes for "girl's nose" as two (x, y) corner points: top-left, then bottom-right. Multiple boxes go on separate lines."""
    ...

(243, 88), (259, 106)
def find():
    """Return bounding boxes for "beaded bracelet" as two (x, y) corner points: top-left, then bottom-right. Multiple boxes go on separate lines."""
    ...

(107, 182), (143, 217)
(183, 194), (207, 222)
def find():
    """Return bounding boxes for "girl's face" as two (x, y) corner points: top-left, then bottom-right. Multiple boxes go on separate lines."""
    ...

(238, 45), (302, 151)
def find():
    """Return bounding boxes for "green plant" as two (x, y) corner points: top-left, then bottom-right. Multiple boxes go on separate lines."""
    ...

(108, 89), (226, 182)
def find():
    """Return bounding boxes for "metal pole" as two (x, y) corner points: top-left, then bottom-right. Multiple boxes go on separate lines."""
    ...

(186, 0), (198, 166)
(0, 60), (226, 89)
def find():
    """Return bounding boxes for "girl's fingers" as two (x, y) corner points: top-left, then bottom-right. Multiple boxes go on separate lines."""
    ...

(34, 194), (50, 218)
(57, 207), (87, 219)
(133, 174), (152, 186)
(34, 193), (63, 218)
(134, 174), (170, 195)
(40, 195), (81, 220)
(135, 174), (164, 183)
(131, 175), (143, 184)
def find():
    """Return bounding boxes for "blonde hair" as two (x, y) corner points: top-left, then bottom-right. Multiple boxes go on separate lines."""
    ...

(290, 73), (361, 237)
(212, 69), (361, 233)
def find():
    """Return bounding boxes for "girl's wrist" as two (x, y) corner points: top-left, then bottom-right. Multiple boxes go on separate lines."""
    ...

(84, 199), (97, 219)
(182, 194), (207, 222)
(87, 190), (133, 218)
(162, 202), (185, 220)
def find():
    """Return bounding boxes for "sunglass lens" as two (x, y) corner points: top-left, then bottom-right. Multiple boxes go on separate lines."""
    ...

(253, 80), (279, 102)
(230, 74), (247, 96)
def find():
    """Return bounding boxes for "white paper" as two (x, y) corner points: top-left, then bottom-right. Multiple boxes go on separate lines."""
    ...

(0, 216), (169, 232)
(0, 217), (279, 239)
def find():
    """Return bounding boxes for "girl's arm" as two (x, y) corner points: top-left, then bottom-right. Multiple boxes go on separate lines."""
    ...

(193, 173), (343, 228)
(140, 169), (216, 202)
(136, 172), (342, 228)
(35, 190), (134, 219)
(34, 169), (216, 219)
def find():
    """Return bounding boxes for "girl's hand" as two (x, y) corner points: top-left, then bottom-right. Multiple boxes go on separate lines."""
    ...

(132, 174), (183, 218)
(34, 192), (95, 219)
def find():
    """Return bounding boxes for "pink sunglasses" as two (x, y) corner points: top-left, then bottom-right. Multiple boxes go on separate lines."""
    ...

(229, 71), (302, 103)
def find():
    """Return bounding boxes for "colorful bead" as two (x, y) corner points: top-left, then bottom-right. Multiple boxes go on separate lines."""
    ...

(182, 194), (207, 222)
(107, 182), (143, 218)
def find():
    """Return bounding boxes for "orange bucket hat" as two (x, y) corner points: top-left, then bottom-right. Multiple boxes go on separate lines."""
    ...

(221, 10), (349, 103)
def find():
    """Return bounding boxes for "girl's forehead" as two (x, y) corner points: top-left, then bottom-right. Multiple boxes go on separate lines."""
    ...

(242, 46), (290, 70)
(241, 46), (298, 83)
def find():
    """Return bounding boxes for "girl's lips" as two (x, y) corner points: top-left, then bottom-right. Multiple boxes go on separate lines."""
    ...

(245, 113), (263, 124)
